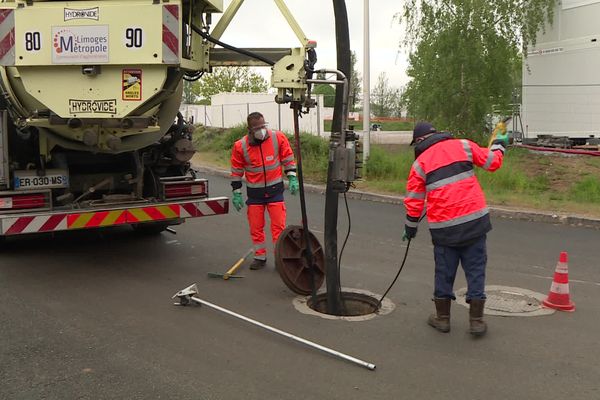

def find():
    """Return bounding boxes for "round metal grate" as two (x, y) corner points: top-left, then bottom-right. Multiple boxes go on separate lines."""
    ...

(455, 285), (555, 317)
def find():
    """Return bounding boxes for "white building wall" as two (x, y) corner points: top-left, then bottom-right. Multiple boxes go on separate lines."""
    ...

(522, 1), (600, 138)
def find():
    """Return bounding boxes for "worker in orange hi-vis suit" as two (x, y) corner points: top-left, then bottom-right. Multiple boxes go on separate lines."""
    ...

(230, 112), (299, 270)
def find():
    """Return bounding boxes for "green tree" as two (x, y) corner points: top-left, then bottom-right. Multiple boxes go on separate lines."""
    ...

(183, 67), (268, 104)
(371, 72), (401, 118)
(313, 81), (336, 108)
(182, 80), (200, 104)
(349, 51), (362, 112)
(312, 55), (361, 110)
(400, 0), (555, 134)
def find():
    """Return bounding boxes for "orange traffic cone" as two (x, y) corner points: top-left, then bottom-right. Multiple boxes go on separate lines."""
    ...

(542, 252), (575, 312)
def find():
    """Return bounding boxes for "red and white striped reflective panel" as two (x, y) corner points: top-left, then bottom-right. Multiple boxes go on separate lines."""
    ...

(180, 199), (228, 218)
(162, 4), (179, 64)
(0, 9), (15, 66)
(3, 214), (67, 235)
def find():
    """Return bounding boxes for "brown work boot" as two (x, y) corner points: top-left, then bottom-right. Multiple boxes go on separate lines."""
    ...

(249, 258), (266, 270)
(427, 298), (451, 333)
(469, 299), (487, 337)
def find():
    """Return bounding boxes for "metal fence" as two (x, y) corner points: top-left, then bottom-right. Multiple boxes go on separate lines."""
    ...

(180, 93), (326, 136)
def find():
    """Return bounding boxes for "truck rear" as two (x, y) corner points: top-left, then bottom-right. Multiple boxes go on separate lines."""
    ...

(0, 0), (229, 236)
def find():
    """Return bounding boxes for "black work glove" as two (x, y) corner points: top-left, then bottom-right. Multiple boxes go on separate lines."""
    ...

(403, 225), (417, 241)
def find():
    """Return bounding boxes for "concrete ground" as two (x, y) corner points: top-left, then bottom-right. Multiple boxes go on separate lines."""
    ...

(1, 174), (599, 400)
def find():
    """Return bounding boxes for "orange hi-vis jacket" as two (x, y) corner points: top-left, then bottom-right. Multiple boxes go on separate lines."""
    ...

(404, 133), (504, 246)
(230, 130), (296, 204)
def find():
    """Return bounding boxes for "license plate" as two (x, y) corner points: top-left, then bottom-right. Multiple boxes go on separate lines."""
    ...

(13, 169), (69, 190)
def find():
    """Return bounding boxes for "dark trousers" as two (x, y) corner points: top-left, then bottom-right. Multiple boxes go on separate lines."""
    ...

(433, 235), (487, 301)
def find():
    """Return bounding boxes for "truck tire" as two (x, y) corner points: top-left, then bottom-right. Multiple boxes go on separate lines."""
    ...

(132, 222), (171, 235)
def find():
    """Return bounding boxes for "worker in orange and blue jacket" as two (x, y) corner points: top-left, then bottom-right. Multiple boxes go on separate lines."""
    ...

(403, 121), (508, 336)
(230, 112), (299, 270)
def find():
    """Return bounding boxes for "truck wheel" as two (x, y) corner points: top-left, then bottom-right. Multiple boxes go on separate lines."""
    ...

(132, 222), (170, 235)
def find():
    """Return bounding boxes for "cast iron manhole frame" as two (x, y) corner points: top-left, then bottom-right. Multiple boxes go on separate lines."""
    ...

(455, 285), (555, 317)
(293, 288), (395, 321)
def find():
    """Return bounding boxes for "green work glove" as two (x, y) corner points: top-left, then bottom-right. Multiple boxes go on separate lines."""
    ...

(232, 190), (244, 212)
(288, 175), (299, 195)
(495, 131), (509, 145)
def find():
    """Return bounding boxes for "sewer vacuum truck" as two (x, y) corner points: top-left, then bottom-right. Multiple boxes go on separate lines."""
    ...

(0, 0), (315, 236)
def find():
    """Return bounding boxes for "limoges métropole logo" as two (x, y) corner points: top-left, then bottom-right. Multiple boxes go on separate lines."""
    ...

(52, 26), (109, 63)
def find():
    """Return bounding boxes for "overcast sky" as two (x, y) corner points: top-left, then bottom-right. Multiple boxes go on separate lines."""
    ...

(213, 0), (409, 90)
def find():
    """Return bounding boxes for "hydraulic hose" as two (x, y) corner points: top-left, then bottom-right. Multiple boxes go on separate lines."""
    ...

(376, 239), (412, 310)
(292, 103), (318, 305)
(191, 24), (276, 66)
(376, 213), (426, 309)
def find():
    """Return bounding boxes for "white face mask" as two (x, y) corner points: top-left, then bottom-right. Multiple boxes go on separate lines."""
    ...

(253, 128), (267, 141)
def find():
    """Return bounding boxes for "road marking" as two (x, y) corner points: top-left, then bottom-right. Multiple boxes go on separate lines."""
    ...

(530, 265), (546, 270)
(524, 271), (600, 287)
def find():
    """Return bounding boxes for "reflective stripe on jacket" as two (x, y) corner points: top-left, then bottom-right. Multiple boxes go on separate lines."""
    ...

(230, 130), (296, 203)
(404, 133), (504, 246)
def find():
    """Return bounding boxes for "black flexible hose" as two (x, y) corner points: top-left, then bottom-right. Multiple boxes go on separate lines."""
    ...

(376, 239), (412, 310)
(336, 192), (351, 310)
(174, 112), (185, 138)
(184, 72), (204, 81)
(191, 24), (276, 66)
(291, 104), (318, 305)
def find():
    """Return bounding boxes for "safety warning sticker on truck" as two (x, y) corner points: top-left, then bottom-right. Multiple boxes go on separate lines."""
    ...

(122, 69), (142, 101)
(13, 169), (69, 190)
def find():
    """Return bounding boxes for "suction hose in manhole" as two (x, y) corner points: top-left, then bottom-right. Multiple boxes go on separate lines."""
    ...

(292, 289), (395, 321)
(308, 292), (380, 316)
(275, 227), (395, 320)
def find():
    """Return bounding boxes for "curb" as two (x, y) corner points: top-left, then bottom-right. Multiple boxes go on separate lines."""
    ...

(193, 163), (600, 230)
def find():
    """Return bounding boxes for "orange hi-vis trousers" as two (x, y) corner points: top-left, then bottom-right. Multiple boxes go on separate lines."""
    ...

(247, 202), (286, 260)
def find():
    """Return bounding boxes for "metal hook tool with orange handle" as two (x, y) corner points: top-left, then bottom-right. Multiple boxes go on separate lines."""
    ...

(207, 248), (254, 280)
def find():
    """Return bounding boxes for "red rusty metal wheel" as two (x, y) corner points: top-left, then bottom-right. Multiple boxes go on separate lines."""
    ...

(275, 225), (325, 295)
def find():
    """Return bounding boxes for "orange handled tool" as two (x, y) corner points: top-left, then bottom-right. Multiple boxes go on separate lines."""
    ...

(207, 248), (254, 280)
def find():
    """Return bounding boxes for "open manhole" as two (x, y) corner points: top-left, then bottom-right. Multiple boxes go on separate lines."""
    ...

(309, 292), (379, 316)
(293, 288), (395, 321)
(456, 285), (555, 317)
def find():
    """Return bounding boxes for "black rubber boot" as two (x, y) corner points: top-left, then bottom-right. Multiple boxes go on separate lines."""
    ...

(249, 259), (266, 270)
(469, 299), (487, 337)
(427, 298), (451, 333)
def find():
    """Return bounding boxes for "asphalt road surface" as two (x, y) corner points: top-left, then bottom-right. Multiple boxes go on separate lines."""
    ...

(1, 174), (599, 400)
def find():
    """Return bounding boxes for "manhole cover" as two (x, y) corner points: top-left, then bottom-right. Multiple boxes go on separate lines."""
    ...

(456, 285), (555, 317)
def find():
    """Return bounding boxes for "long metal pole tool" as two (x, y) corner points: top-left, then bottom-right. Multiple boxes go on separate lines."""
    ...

(172, 284), (376, 371)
